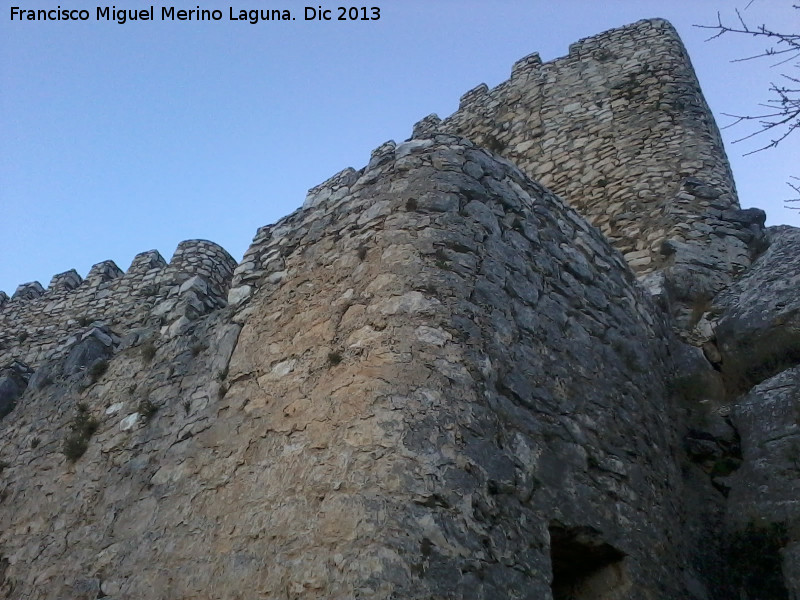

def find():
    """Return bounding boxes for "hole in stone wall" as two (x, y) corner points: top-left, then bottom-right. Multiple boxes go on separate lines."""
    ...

(549, 522), (629, 600)
(482, 134), (505, 155)
(728, 520), (789, 600)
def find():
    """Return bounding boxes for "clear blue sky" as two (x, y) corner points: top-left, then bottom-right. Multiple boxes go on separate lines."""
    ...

(2, 1), (798, 295)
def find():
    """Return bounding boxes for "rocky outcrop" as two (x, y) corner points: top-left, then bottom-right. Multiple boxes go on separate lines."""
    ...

(709, 226), (800, 396)
(726, 366), (800, 600)
(0, 363), (31, 421)
(674, 223), (800, 600)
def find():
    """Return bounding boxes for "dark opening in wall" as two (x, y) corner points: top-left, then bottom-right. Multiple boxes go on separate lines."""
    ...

(728, 520), (789, 600)
(549, 522), (629, 600)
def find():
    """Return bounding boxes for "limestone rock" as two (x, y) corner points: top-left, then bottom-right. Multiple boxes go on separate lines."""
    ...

(712, 226), (800, 395)
(726, 366), (800, 599)
(0, 362), (31, 420)
(61, 326), (116, 380)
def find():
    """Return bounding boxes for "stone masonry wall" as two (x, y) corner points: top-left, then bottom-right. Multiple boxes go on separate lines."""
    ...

(0, 240), (236, 369)
(0, 134), (696, 599)
(411, 18), (760, 284)
(223, 134), (692, 598)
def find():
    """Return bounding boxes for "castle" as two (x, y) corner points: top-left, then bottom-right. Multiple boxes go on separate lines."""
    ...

(0, 19), (797, 600)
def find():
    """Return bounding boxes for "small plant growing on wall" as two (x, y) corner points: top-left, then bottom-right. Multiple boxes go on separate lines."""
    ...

(327, 351), (342, 367)
(138, 398), (158, 421)
(62, 403), (99, 462)
(88, 360), (109, 384)
(483, 134), (504, 154)
(140, 284), (159, 298)
(434, 247), (451, 270)
(140, 341), (157, 363)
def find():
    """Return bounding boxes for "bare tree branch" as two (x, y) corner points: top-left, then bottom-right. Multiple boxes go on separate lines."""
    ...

(788, 176), (800, 206)
(696, 4), (799, 207)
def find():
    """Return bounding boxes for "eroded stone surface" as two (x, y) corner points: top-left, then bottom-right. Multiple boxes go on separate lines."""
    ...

(726, 367), (800, 599)
(225, 135), (690, 598)
(711, 226), (800, 395)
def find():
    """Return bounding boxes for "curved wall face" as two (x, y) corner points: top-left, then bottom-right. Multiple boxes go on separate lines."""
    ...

(0, 136), (691, 599)
(223, 135), (689, 598)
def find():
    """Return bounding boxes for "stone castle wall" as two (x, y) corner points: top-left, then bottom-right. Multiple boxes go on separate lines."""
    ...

(0, 241), (236, 369)
(411, 18), (753, 277)
(0, 134), (693, 599)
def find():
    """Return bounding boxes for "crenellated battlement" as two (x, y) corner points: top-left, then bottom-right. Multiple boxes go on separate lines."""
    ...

(48, 269), (82, 292)
(127, 249), (167, 276)
(303, 167), (363, 210)
(510, 52), (542, 81)
(85, 260), (123, 285)
(458, 83), (489, 110)
(12, 282), (45, 301)
(0, 240), (236, 369)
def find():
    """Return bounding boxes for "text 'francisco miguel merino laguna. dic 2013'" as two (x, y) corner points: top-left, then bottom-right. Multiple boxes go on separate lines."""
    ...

(9, 6), (382, 24)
